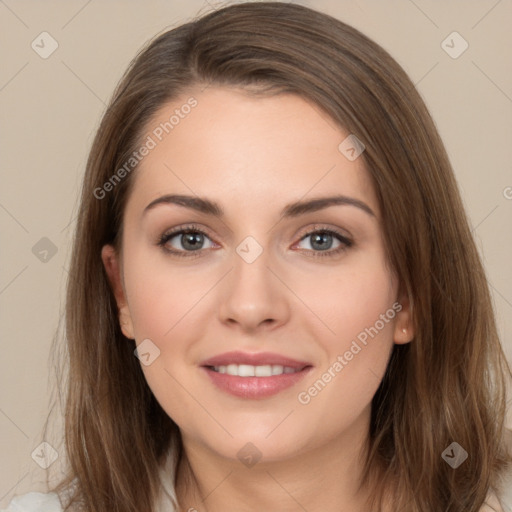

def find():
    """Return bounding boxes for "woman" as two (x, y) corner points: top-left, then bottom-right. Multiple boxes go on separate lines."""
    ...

(3, 2), (511, 511)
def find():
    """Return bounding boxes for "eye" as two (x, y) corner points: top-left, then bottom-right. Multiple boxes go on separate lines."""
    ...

(157, 224), (353, 259)
(157, 224), (216, 258)
(294, 227), (353, 258)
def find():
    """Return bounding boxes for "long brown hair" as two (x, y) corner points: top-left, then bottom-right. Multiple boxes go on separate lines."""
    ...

(43, 2), (511, 510)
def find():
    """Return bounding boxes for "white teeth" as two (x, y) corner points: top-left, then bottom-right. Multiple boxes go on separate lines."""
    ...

(227, 364), (238, 375)
(212, 364), (300, 377)
(238, 364), (255, 377)
(255, 365), (272, 377)
(271, 365), (284, 375)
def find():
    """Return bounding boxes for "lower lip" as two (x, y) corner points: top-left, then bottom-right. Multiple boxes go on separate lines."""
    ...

(201, 366), (313, 399)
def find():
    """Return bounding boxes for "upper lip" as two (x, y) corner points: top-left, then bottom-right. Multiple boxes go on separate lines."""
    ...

(201, 351), (311, 370)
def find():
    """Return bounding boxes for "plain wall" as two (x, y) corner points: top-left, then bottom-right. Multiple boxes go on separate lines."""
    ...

(1, 0), (511, 505)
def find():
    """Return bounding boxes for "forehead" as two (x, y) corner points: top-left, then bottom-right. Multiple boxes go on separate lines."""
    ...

(125, 86), (378, 219)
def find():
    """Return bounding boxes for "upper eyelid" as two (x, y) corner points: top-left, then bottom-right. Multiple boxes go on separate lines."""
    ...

(160, 223), (351, 236)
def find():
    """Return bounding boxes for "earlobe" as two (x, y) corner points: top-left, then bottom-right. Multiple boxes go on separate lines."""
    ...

(101, 244), (135, 340)
(393, 286), (414, 345)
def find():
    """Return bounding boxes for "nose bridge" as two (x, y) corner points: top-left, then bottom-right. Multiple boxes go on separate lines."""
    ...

(231, 234), (275, 304)
(218, 233), (289, 330)
(233, 235), (271, 289)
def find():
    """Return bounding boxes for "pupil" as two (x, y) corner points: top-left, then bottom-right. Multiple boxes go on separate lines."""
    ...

(312, 232), (332, 250)
(183, 232), (203, 251)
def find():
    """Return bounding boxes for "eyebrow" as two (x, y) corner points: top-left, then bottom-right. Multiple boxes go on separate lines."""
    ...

(143, 194), (375, 219)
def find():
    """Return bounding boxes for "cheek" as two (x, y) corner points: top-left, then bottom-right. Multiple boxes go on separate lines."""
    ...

(122, 250), (208, 422)
(122, 242), (209, 339)
(293, 253), (397, 413)
(296, 251), (397, 349)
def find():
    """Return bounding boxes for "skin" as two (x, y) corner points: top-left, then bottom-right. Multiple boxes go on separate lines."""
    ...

(102, 85), (414, 512)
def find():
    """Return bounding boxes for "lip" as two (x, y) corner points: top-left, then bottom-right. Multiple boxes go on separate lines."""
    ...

(200, 351), (313, 399)
(200, 350), (311, 369)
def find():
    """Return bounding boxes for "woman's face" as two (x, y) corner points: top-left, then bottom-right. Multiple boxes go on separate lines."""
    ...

(102, 85), (412, 464)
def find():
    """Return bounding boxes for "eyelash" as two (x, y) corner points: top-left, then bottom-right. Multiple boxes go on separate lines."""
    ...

(157, 223), (353, 259)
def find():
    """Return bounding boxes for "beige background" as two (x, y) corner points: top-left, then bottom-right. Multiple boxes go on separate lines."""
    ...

(1, 0), (511, 505)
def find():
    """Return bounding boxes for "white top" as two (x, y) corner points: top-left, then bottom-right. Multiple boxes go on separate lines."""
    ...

(3, 486), (512, 511)
(2, 486), (512, 512)
(1, 447), (179, 512)
(2, 492), (63, 512)
(3, 452), (512, 512)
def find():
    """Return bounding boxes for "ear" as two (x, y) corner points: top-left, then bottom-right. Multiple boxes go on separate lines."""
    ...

(101, 244), (135, 340)
(393, 283), (414, 345)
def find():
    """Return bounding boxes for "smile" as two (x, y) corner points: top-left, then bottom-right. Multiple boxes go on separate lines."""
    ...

(209, 364), (303, 377)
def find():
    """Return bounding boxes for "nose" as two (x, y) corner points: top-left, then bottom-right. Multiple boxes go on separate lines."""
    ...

(217, 242), (291, 333)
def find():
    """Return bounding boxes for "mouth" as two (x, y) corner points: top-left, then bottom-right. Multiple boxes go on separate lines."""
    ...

(200, 351), (313, 399)
(207, 363), (308, 377)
